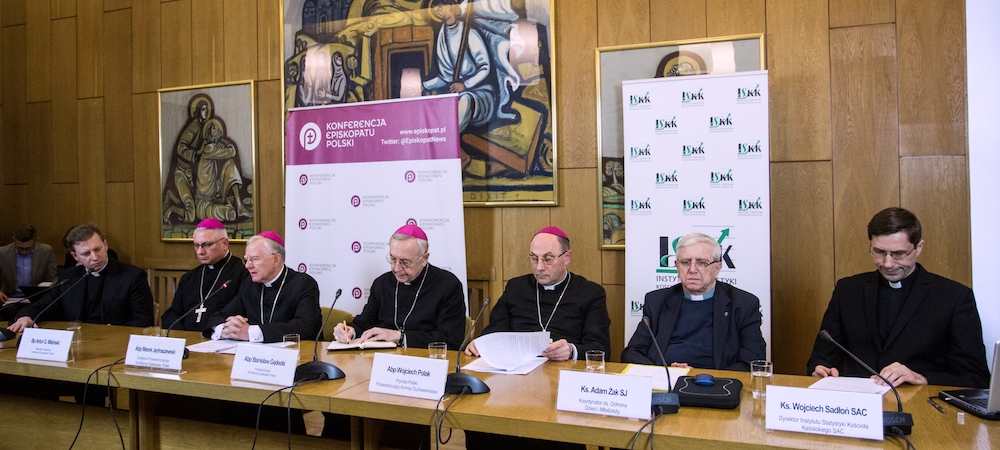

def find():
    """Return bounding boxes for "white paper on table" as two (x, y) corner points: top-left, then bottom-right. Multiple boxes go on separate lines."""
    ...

(186, 339), (241, 354)
(472, 331), (550, 370)
(621, 364), (690, 391)
(808, 376), (892, 395)
(464, 356), (547, 374)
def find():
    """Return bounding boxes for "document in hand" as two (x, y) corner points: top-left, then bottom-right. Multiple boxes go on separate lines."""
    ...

(473, 331), (550, 371)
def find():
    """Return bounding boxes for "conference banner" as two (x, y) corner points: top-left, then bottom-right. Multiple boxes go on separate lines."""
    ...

(285, 96), (468, 314)
(622, 71), (771, 353)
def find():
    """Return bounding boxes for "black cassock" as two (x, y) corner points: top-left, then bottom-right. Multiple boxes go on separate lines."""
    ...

(203, 266), (322, 343)
(160, 252), (249, 332)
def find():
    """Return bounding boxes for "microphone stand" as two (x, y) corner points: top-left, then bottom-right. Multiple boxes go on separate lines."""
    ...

(445, 298), (491, 394)
(164, 279), (232, 359)
(11, 268), (92, 348)
(642, 316), (679, 414)
(0, 278), (70, 342)
(295, 289), (346, 382)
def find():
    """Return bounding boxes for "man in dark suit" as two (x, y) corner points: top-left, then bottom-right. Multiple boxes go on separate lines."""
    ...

(808, 207), (990, 388)
(0, 224), (59, 305)
(8, 223), (154, 331)
(621, 232), (766, 370)
(203, 231), (321, 343)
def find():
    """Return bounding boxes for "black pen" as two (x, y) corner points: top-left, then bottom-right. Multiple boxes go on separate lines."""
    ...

(927, 396), (946, 414)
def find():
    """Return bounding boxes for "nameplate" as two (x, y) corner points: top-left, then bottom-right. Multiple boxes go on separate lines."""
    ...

(124, 335), (186, 373)
(230, 343), (298, 386)
(16, 328), (74, 362)
(766, 385), (883, 440)
(556, 370), (652, 420)
(368, 353), (448, 400)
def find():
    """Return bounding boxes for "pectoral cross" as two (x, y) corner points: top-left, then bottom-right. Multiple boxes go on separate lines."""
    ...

(195, 304), (208, 323)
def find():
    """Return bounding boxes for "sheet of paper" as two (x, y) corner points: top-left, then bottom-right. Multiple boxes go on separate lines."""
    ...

(473, 331), (550, 371)
(808, 376), (892, 395)
(463, 356), (547, 375)
(186, 339), (240, 354)
(326, 340), (397, 351)
(621, 364), (690, 391)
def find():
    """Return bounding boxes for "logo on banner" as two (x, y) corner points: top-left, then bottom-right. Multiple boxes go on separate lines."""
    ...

(655, 171), (679, 189)
(629, 145), (652, 162)
(628, 92), (652, 110)
(682, 198), (707, 216)
(299, 122), (322, 151)
(360, 195), (389, 207)
(681, 89), (705, 107)
(299, 174), (309, 185)
(629, 198), (652, 216)
(738, 197), (765, 216)
(406, 218), (417, 226)
(737, 140), (764, 160)
(737, 84), (763, 104)
(298, 219), (308, 230)
(654, 117), (679, 135)
(709, 114), (734, 133)
(657, 229), (736, 277)
(418, 218), (449, 231)
(352, 288), (363, 299)
(710, 170), (734, 188)
(297, 263), (307, 273)
(351, 196), (361, 207)
(351, 242), (361, 253)
(405, 170), (416, 183)
(681, 142), (706, 161)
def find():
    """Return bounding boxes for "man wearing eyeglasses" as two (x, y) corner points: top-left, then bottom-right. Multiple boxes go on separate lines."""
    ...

(0, 225), (59, 317)
(808, 207), (989, 388)
(203, 231), (321, 343)
(334, 224), (465, 349)
(466, 226), (611, 362)
(160, 218), (248, 331)
(621, 232), (765, 370)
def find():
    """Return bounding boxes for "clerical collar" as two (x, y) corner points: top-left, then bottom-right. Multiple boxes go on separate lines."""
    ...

(263, 267), (284, 287)
(684, 286), (716, 301)
(90, 260), (110, 277)
(402, 265), (428, 286)
(542, 271), (569, 291)
(885, 267), (918, 289)
(207, 252), (231, 270)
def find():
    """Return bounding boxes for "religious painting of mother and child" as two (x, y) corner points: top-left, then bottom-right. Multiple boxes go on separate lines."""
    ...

(159, 81), (258, 242)
(282, 0), (557, 205)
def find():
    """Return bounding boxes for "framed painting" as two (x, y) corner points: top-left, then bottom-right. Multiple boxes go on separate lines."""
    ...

(281, 0), (557, 205)
(596, 34), (765, 249)
(158, 81), (258, 242)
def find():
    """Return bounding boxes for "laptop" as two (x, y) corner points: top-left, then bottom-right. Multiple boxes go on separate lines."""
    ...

(938, 340), (1000, 420)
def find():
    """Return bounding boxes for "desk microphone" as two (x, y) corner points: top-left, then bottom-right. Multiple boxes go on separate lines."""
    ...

(819, 330), (913, 435)
(294, 288), (345, 382)
(11, 268), (92, 346)
(165, 279), (232, 359)
(0, 279), (70, 341)
(642, 316), (679, 414)
(445, 298), (490, 394)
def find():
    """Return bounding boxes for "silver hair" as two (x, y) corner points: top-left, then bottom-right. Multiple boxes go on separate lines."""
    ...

(248, 234), (285, 262)
(676, 232), (723, 262)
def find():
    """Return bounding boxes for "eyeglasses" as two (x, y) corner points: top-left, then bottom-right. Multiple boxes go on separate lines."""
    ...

(528, 250), (568, 266)
(192, 238), (224, 250)
(870, 246), (915, 261)
(676, 259), (719, 269)
(244, 254), (275, 265)
(386, 254), (423, 269)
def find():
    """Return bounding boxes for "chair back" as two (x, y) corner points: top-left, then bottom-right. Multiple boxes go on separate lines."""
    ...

(320, 307), (355, 341)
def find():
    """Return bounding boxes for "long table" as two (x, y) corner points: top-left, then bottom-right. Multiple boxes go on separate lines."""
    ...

(2, 323), (998, 449)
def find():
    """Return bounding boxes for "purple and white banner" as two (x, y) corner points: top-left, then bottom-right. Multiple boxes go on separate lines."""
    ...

(285, 95), (468, 313)
(622, 71), (771, 355)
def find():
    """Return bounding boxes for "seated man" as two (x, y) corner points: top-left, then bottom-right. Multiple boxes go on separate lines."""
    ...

(467, 226), (611, 361)
(621, 233), (765, 370)
(334, 224), (465, 349)
(203, 231), (321, 343)
(0, 224), (59, 319)
(9, 223), (154, 331)
(808, 207), (989, 388)
(160, 218), (248, 332)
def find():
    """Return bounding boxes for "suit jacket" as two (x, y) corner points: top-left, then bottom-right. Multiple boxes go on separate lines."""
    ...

(13, 258), (154, 327)
(807, 264), (989, 388)
(621, 282), (766, 371)
(0, 242), (59, 296)
(203, 267), (321, 343)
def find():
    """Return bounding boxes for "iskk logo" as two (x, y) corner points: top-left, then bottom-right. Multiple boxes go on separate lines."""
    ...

(630, 145), (651, 158)
(655, 171), (678, 184)
(655, 117), (678, 130)
(709, 114), (733, 128)
(710, 170), (733, 184)
(658, 229), (735, 274)
(738, 141), (762, 154)
(631, 198), (652, 210)
(681, 89), (704, 103)
(739, 197), (763, 211)
(682, 143), (705, 156)
(683, 198), (706, 211)
(737, 84), (762, 99)
(629, 92), (651, 105)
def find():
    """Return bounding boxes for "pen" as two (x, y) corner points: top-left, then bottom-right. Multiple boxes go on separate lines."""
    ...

(927, 396), (945, 414)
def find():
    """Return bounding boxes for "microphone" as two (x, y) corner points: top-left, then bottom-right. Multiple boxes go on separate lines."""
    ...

(165, 279), (232, 359)
(294, 288), (346, 382)
(819, 330), (913, 435)
(10, 268), (92, 346)
(445, 298), (491, 394)
(642, 316), (679, 414)
(0, 279), (71, 341)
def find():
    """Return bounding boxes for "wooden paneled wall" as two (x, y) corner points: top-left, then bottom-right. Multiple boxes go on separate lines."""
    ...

(0, 0), (970, 374)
